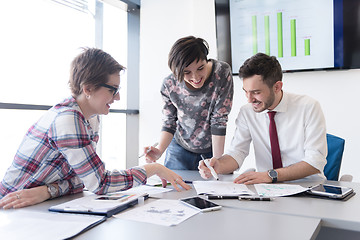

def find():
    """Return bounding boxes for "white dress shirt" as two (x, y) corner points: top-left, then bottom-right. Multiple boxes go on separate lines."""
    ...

(225, 92), (327, 180)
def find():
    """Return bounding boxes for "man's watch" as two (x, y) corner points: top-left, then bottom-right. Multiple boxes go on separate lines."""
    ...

(268, 169), (278, 183)
(46, 184), (59, 199)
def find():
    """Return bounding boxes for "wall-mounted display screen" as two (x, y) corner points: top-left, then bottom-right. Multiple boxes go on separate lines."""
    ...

(229, 0), (360, 73)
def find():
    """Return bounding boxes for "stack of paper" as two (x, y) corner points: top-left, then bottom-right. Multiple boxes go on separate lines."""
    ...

(0, 209), (105, 240)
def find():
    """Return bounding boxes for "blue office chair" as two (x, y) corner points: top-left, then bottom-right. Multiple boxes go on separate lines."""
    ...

(324, 133), (345, 181)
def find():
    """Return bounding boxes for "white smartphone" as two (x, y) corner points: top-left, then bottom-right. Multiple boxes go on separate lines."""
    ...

(308, 184), (353, 199)
(180, 196), (222, 212)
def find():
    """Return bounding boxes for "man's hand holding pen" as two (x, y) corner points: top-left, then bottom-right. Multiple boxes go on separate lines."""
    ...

(198, 156), (220, 180)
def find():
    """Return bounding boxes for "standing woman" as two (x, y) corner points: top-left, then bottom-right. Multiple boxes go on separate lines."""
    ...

(0, 48), (190, 209)
(144, 36), (233, 170)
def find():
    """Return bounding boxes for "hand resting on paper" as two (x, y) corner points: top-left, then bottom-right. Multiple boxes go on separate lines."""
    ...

(233, 171), (272, 185)
(144, 163), (191, 191)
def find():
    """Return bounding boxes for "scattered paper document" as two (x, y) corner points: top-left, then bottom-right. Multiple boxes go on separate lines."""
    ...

(114, 199), (200, 226)
(119, 185), (173, 197)
(192, 181), (255, 196)
(255, 184), (309, 197)
(146, 175), (163, 186)
(0, 209), (105, 240)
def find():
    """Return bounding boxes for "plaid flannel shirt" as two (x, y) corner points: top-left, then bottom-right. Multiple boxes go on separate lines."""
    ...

(0, 97), (147, 198)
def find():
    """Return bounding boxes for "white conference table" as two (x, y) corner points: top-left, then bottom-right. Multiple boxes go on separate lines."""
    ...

(169, 170), (360, 238)
(0, 188), (321, 240)
(74, 199), (321, 240)
(1, 170), (360, 240)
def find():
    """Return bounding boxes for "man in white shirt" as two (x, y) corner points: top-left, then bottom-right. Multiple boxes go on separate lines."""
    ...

(198, 53), (327, 184)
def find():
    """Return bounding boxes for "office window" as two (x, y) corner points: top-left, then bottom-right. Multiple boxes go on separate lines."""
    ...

(0, 0), (129, 178)
(100, 2), (128, 170)
(0, 0), (94, 106)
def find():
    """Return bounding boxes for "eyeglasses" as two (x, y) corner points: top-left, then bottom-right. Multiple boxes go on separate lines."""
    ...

(100, 83), (120, 97)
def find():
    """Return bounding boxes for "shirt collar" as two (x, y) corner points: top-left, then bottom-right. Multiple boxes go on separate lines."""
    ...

(266, 91), (288, 114)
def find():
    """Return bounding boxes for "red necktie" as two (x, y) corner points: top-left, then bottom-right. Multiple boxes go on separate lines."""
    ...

(268, 111), (282, 169)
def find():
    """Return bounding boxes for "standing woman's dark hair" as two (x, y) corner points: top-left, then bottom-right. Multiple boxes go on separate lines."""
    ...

(69, 48), (125, 97)
(168, 36), (209, 83)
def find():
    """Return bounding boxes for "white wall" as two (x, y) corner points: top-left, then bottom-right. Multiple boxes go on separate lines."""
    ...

(282, 69), (360, 181)
(139, 0), (217, 165)
(139, 0), (360, 182)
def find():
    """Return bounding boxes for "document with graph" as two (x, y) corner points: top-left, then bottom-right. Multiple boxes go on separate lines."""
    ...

(192, 181), (255, 196)
(254, 184), (309, 197)
(114, 199), (200, 226)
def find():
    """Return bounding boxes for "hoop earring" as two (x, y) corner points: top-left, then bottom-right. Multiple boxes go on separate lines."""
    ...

(86, 95), (90, 99)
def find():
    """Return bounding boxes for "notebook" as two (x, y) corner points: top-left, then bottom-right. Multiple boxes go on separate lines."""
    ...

(49, 192), (149, 217)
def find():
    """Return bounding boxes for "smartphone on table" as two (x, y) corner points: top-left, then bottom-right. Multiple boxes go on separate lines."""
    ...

(96, 196), (125, 201)
(308, 184), (353, 199)
(94, 194), (134, 202)
(180, 196), (222, 212)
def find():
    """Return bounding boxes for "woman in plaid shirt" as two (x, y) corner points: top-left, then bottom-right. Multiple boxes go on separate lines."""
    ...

(0, 48), (190, 209)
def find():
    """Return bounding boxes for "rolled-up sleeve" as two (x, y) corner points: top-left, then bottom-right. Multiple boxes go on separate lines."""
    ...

(302, 101), (327, 172)
(224, 110), (251, 169)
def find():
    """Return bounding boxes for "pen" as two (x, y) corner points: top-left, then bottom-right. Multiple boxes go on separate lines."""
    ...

(139, 142), (159, 158)
(207, 195), (239, 200)
(154, 180), (192, 187)
(154, 182), (172, 187)
(201, 154), (219, 180)
(239, 196), (273, 201)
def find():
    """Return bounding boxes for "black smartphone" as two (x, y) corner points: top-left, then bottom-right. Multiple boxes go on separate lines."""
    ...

(94, 194), (132, 201)
(308, 184), (353, 199)
(180, 196), (222, 212)
(95, 196), (126, 201)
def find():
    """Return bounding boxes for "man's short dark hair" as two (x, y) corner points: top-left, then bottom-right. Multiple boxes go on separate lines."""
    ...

(239, 53), (282, 88)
